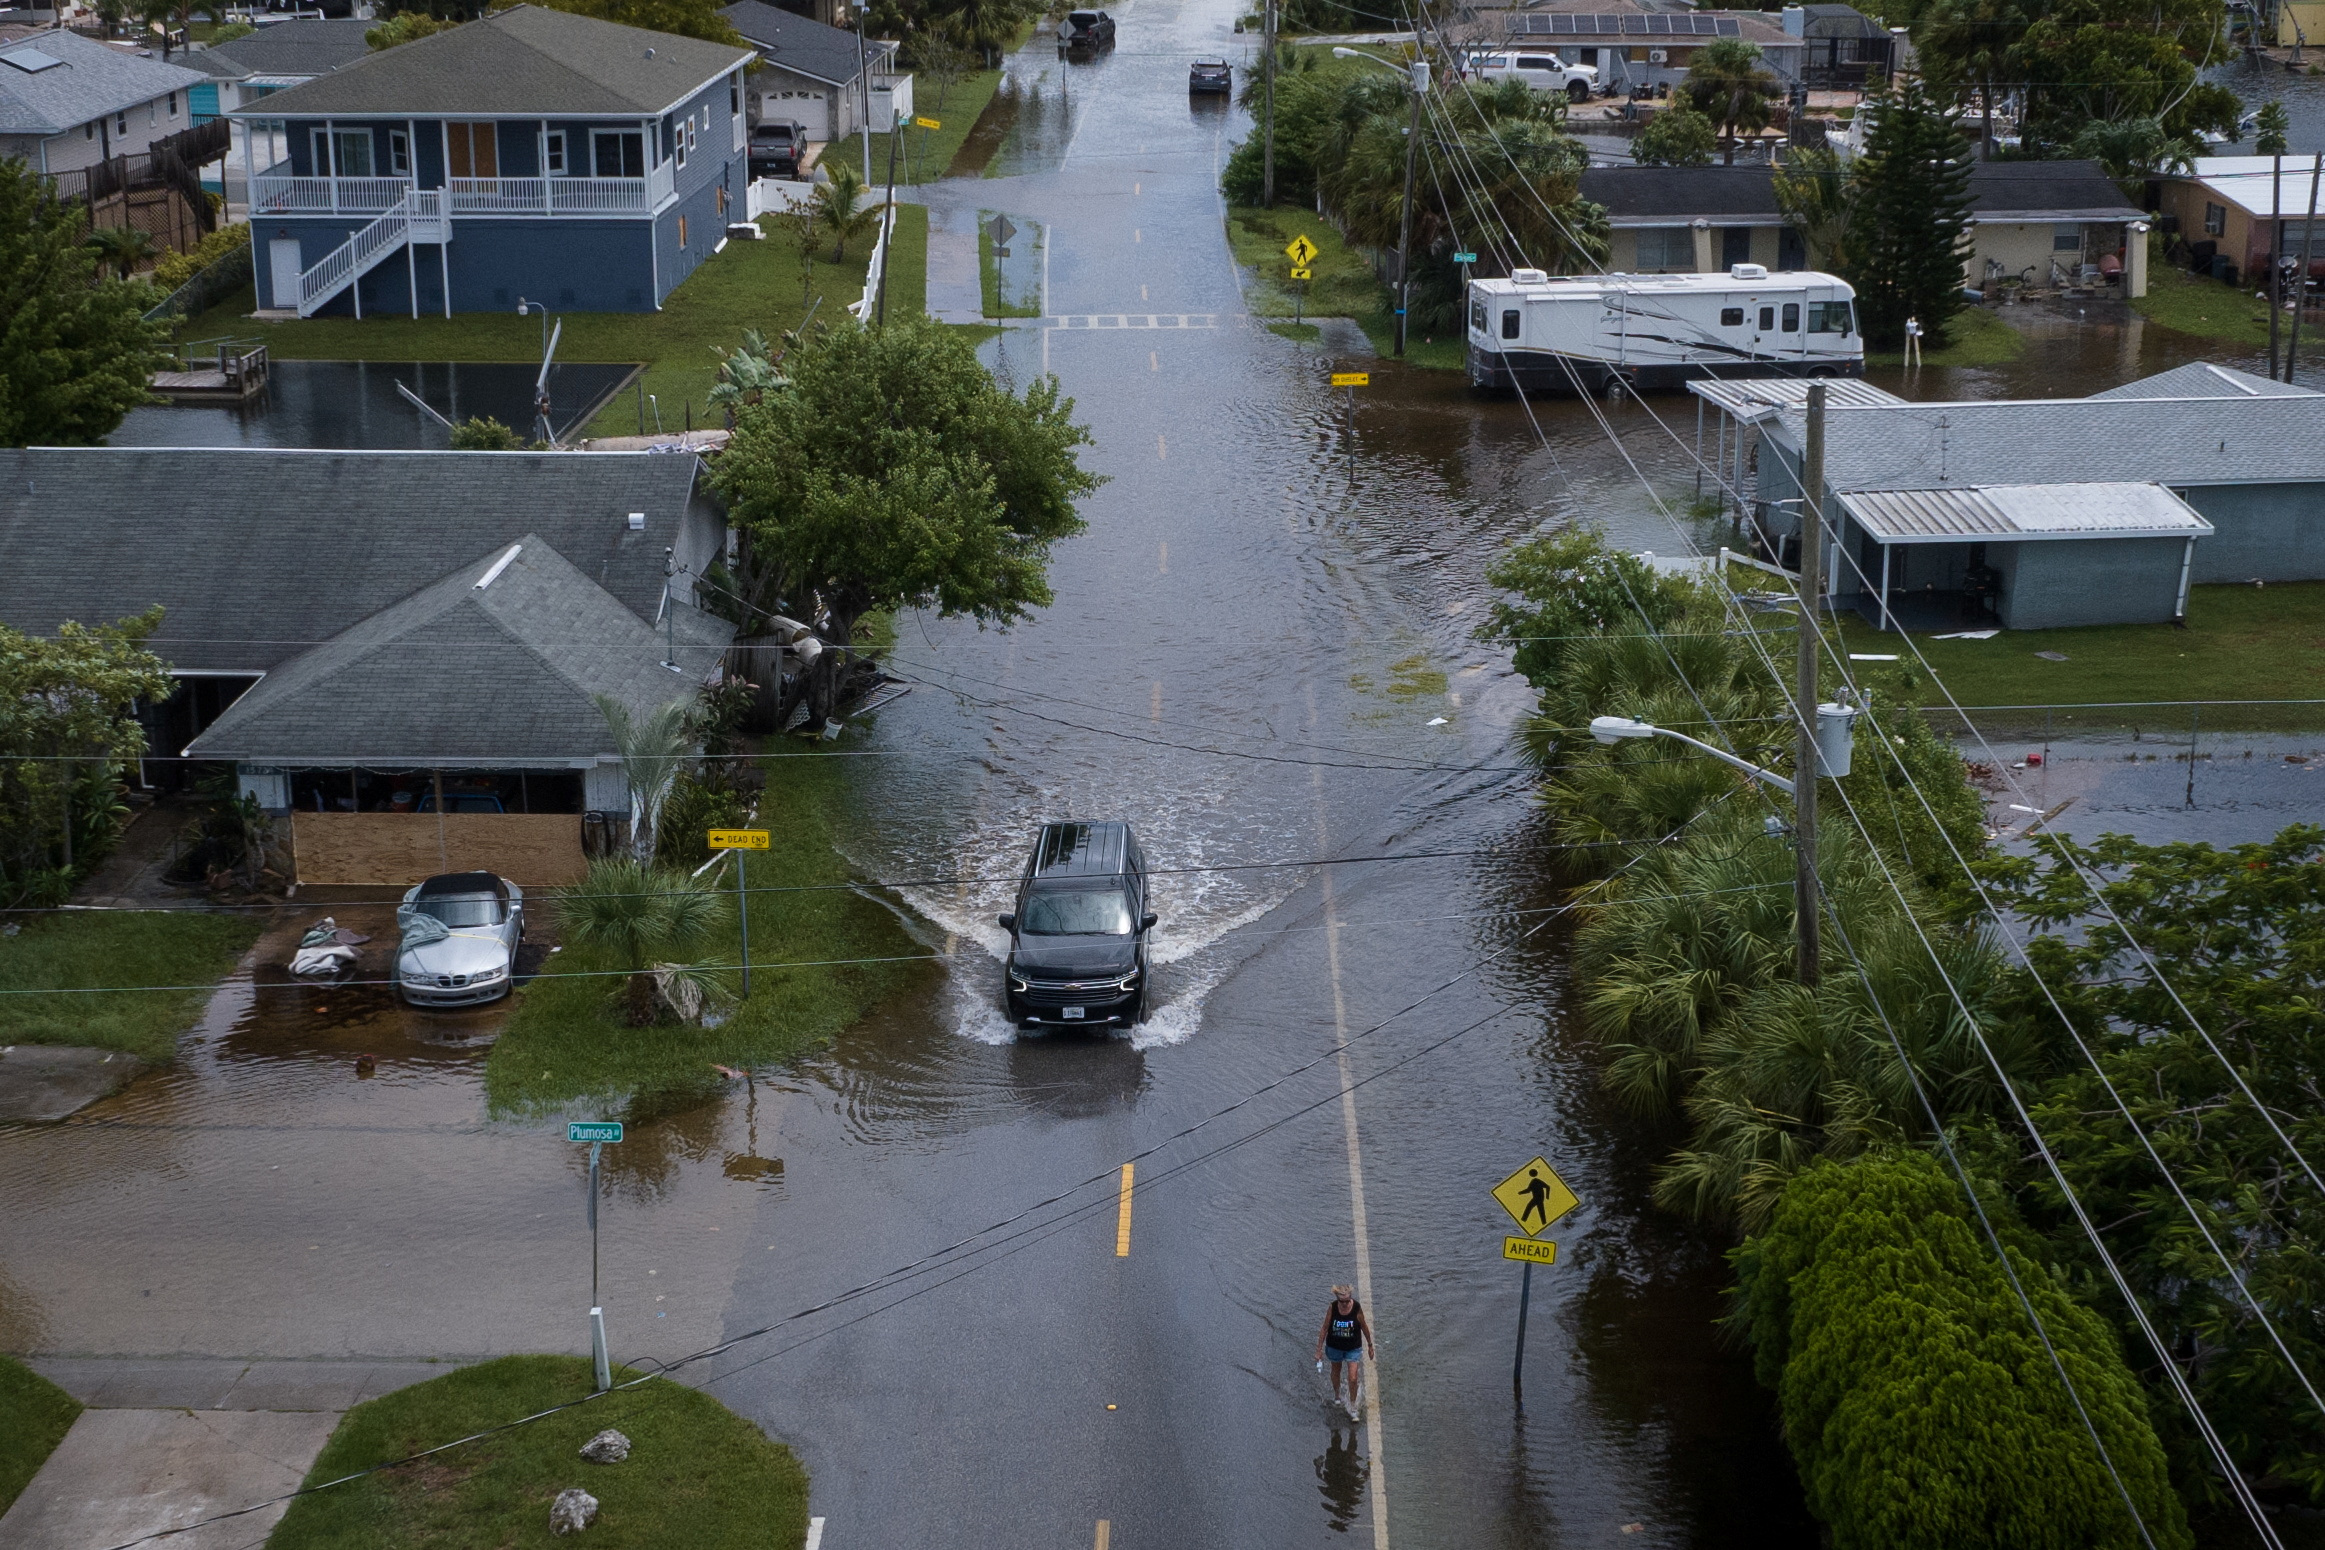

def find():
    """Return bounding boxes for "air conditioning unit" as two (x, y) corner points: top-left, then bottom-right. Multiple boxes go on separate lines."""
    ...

(1647, 47), (1669, 63)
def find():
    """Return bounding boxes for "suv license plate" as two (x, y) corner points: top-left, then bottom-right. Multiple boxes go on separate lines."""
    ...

(1061, 1006), (1085, 1019)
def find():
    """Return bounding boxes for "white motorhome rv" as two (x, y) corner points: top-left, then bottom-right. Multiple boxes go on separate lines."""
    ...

(1466, 265), (1863, 394)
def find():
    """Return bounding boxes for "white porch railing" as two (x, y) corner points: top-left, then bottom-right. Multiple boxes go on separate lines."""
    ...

(297, 190), (448, 318)
(251, 166), (668, 217)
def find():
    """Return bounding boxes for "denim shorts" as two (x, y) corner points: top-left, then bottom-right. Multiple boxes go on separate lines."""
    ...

(1326, 1345), (1362, 1364)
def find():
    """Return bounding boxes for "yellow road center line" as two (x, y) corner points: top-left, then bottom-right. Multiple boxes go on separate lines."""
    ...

(1150, 349), (1159, 371)
(1134, 228), (1142, 242)
(1134, 181), (1141, 195)
(1115, 1163), (1135, 1256)
(1157, 434), (1167, 459)
(1141, 284), (1149, 300)
(1095, 1522), (1112, 1550)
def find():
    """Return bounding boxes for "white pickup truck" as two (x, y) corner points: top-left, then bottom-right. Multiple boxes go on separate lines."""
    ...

(1469, 50), (1600, 101)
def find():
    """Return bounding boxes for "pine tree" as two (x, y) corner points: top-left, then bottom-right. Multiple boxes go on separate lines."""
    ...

(1844, 81), (1974, 349)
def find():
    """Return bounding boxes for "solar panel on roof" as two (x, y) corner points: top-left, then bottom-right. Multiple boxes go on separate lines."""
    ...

(1, 48), (63, 72)
(1717, 18), (1739, 32)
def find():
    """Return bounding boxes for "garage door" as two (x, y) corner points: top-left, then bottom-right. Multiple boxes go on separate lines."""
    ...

(760, 90), (830, 139)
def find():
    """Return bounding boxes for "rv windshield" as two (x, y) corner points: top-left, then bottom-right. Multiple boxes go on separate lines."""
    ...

(1807, 301), (1855, 336)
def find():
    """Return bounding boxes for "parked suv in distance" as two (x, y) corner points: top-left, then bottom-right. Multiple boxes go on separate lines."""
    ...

(1189, 59), (1232, 94)
(1000, 821), (1155, 1031)
(396, 871), (524, 1007)
(747, 120), (803, 180)
(1058, 9), (1115, 49)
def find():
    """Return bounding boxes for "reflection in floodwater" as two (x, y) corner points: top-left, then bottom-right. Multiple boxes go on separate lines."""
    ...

(1315, 1428), (1369, 1534)
(111, 359), (640, 450)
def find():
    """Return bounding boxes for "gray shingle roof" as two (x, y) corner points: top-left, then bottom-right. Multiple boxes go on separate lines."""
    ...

(718, 0), (864, 86)
(0, 31), (206, 135)
(1581, 166), (1782, 223)
(185, 535), (731, 763)
(184, 18), (374, 84)
(1965, 160), (2143, 221)
(0, 448), (710, 673)
(2086, 361), (2321, 400)
(1770, 393), (2325, 491)
(237, 5), (751, 120)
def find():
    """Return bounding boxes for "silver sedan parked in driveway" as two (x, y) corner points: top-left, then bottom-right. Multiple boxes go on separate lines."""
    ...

(396, 872), (524, 1007)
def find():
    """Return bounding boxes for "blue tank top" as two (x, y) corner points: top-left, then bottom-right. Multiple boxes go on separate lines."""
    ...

(1326, 1300), (1364, 1350)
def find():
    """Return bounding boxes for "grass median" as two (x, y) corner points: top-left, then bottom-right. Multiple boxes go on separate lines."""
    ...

(0, 910), (263, 1059)
(486, 749), (928, 1113)
(266, 1355), (809, 1550)
(0, 1357), (80, 1517)
(859, 65), (1009, 185)
(1224, 206), (1466, 371)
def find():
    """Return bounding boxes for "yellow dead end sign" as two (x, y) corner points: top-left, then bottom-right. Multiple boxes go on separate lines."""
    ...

(1330, 372), (1369, 387)
(1493, 1156), (1578, 1237)
(707, 828), (769, 850)
(914, 116), (941, 129)
(1285, 233), (1320, 268)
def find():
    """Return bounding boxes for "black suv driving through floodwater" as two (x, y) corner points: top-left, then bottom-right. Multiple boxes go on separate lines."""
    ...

(1000, 821), (1156, 1031)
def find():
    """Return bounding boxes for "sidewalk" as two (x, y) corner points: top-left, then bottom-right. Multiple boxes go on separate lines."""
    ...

(0, 1359), (448, 1550)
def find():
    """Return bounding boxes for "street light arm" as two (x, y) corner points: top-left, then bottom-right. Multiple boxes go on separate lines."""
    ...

(1641, 725), (1796, 795)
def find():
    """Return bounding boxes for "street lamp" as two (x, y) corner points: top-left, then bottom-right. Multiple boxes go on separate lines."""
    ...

(1332, 48), (1430, 358)
(1588, 702), (1862, 793)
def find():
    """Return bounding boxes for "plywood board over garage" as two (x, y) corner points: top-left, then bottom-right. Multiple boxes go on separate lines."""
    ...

(290, 813), (591, 886)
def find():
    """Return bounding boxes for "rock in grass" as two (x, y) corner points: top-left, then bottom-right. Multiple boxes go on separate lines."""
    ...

(550, 1487), (599, 1535)
(579, 1428), (631, 1464)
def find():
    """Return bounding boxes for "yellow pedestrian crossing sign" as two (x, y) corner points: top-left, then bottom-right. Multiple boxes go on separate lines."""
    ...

(1493, 1157), (1578, 1237)
(1285, 234), (1319, 267)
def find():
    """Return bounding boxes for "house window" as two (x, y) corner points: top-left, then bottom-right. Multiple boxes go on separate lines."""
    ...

(446, 121), (498, 179)
(675, 119), (689, 168)
(678, 214), (688, 248)
(1781, 301), (1799, 331)
(388, 128), (409, 176)
(1578, 47), (1598, 65)
(2053, 223), (2084, 252)
(167, 91), (177, 117)
(1720, 306), (1745, 326)
(115, 111), (126, 133)
(593, 130), (645, 177)
(84, 122), (93, 139)
(316, 128), (374, 177)
(2205, 202), (2227, 237)
(545, 131), (566, 174)
(730, 76), (740, 115)
(1636, 227), (1692, 269)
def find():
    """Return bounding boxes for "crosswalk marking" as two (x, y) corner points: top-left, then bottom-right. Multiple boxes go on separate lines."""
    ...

(1047, 314), (1218, 330)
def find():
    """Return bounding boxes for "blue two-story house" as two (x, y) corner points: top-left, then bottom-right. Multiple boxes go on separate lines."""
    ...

(233, 5), (753, 317)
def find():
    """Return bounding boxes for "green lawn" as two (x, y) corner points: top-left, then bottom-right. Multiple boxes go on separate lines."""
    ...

(1224, 206), (1466, 371)
(487, 749), (928, 1112)
(170, 216), (877, 443)
(2132, 261), (2276, 349)
(883, 201), (929, 319)
(1835, 580), (2325, 732)
(0, 1357), (80, 1518)
(1866, 304), (2025, 368)
(0, 910), (264, 1060)
(265, 1356), (809, 1550)
(858, 66), (1009, 186)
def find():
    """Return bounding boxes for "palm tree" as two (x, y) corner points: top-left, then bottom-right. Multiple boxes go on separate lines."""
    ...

(1916, 0), (2025, 158)
(1773, 145), (1856, 270)
(1683, 40), (1777, 165)
(595, 693), (696, 862)
(554, 858), (731, 1025)
(813, 165), (886, 263)
(85, 226), (156, 279)
(708, 328), (787, 418)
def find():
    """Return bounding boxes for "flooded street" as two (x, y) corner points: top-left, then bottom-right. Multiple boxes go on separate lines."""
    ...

(11, 9), (2320, 1549)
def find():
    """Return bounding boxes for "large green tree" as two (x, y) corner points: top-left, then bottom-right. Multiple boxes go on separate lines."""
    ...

(711, 314), (1098, 708)
(0, 161), (169, 447)
(1990, 826), (2325, 1500)
(1633, 101), (1717, 167)
(1733, 1151), (2192, 1550)
(1845, 80), (1974, 348)
(1914, 0), (2027, 155)
(0, 608), (173, 907)
(2010, 0), (2239, 151)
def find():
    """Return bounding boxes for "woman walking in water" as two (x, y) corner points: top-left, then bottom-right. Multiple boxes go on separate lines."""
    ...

(1314, 1284), (1373, 1420)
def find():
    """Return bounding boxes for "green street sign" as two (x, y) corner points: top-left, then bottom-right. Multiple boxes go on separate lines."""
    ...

(568, 1121), (624, 1144)
(1453, 251), (1478, 263)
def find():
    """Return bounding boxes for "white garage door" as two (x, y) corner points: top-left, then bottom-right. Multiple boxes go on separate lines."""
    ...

(759, 90), (830, 139)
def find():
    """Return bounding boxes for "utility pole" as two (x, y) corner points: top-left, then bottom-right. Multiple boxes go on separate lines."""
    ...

(2287, 151), (2321, 382)
(1262, 0), (1277, 207)
(1394, 59), (1428, 357)
(2270, 152), (2285, 380)
(877, 109), (901, 325)
(856, 13), (872, 189)
(1793, 383), (1826, 987)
